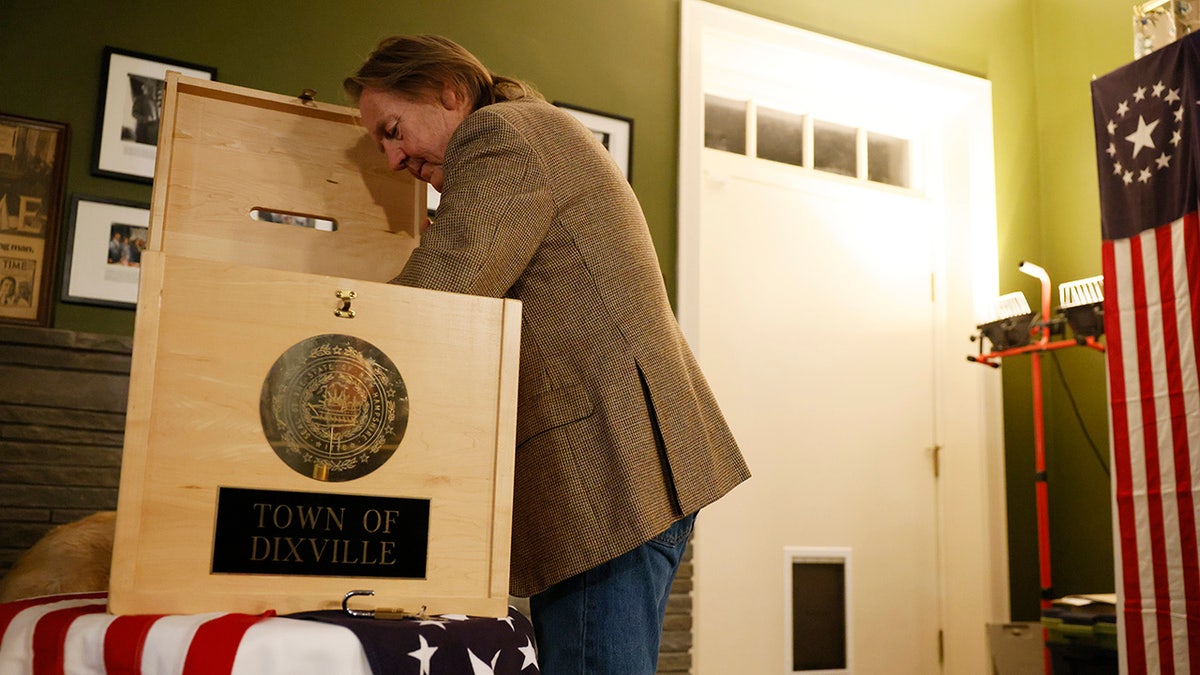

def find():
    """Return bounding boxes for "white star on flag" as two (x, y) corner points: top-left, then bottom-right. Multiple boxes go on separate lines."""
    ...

(408, 634), (438, 675)
(518, 636), (539, 670)
(468, 649), (502, 675)
(1125, 115), (1159, 157)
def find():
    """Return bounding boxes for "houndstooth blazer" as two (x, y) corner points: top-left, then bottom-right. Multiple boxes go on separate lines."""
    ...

(394, 97), (750, 597)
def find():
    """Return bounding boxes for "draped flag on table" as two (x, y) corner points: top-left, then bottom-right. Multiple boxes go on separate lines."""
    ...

(0, 592), (540, 675)
(1091, 30), (1200, 675)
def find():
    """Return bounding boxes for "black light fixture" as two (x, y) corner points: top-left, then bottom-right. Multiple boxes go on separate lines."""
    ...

(976, 291), (1037, 351)
(1058, 275), (1105, 340)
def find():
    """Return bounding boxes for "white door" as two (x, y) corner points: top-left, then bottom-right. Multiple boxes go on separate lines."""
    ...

(680, 3), (1007, 672)
(695, 158), (941, 673)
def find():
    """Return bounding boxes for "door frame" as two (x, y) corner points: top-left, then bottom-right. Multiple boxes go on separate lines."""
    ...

(678, 2), (1010, 672)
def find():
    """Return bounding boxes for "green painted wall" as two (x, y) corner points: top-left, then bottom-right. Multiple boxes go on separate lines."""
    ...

(1018, 0), (1144, 619)
(0, 0), (1140, 621)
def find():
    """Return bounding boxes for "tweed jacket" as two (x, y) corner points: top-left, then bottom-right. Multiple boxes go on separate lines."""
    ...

(393, 97), (750, 597)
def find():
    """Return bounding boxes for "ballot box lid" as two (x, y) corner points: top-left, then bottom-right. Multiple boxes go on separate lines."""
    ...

(146, 72), (424, 283)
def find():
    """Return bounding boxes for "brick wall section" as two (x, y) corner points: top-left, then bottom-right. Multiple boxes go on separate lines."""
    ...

(660, 542), (695, 673)
(0, 325), (697, 673)
(0, 325), (132, 579)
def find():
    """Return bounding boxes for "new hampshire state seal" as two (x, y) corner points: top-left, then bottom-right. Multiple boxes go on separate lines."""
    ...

(260, 334), (408, 481)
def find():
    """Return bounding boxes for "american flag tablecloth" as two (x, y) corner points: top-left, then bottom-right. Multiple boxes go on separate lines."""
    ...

(0, 592), (539, 675)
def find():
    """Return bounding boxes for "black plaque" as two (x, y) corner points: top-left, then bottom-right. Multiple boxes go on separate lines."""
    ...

(212, 487), (429, 578)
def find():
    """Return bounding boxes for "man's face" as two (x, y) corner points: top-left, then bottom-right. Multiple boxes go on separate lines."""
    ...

(359, 86), (469, 192)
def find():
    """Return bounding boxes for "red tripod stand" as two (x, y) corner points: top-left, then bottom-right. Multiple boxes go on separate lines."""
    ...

(968, 262), (1105, 675)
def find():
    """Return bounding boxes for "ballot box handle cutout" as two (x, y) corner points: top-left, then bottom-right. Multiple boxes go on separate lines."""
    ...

(250, 207), (338, 232)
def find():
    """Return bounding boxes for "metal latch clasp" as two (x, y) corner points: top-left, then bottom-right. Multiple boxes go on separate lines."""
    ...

(342, 589), (428, 620)
(335, 289), (356, 318)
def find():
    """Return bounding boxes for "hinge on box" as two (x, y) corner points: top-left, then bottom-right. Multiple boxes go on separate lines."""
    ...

(335, 289), (357, 318)
(298, 88), (317, 103)
(343, 589), (427, 620)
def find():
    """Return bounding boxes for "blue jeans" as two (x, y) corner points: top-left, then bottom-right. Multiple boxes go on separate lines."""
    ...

(529, 513), (696, 674)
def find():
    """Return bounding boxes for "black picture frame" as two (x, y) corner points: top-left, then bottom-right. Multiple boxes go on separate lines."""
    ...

(0, 113), (70, 327)
(554, 102), (634, 182)
(60, 193), (150, 309)
(92, 46), (217, 183)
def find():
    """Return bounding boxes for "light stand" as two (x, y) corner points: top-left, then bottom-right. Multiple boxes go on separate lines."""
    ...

(967, 262), (1106, 675)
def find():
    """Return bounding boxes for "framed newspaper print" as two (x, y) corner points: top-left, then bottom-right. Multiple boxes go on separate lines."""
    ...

(0, 113), (69, 326)
(92, 47), (217, 183)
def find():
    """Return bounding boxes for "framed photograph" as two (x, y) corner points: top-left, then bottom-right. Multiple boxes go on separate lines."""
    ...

(554, 102), (634, 182)
(0, 113), (69, 326)
(92, 46), (216, 183)
(61, 194), (150, 309)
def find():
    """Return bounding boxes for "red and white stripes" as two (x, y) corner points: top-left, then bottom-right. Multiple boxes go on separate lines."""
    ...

(1104, 211), (1200, 675)
(0, 593), (371, 675)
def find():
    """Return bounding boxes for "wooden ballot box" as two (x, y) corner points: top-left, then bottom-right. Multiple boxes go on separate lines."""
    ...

(108, 74), (521, 618)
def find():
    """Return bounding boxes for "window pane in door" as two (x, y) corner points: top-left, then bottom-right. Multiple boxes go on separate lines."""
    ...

(704, 95), (747, 154)
(757, 106), (805, 167)
(813, 119), (857, 178)
(868, 131), (911, 188)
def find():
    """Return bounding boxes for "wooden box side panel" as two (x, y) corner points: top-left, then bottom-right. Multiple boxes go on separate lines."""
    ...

(149, 75), (423, 282)
(110, 254), (519, 617)
(488, 301), (521, 600)
(109, 254), (167, 601)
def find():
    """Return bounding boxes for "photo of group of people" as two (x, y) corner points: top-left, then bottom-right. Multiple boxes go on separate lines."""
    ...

(61, 195), (149, 309)
(106, 223), (147, 268)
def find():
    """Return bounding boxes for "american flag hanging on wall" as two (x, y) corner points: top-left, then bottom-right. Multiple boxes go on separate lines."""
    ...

(1091, 30), (1200, 675)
